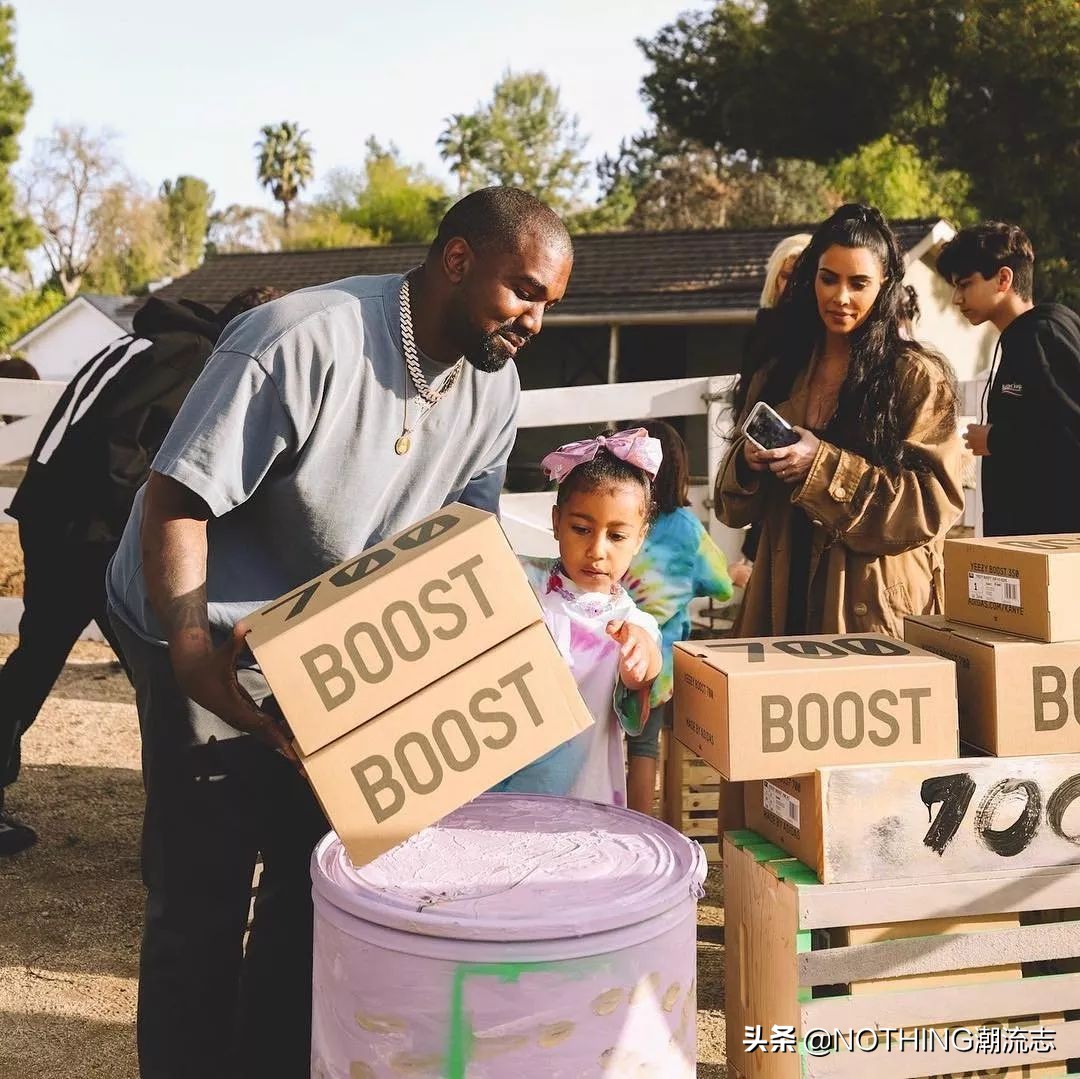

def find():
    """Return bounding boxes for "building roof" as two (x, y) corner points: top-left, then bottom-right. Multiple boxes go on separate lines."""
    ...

(152, 219), (943, 324)
(81, 293), (142, 333)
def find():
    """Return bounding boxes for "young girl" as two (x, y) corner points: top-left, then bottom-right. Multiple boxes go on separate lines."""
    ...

(492, 428), (664, 808)
(623, 420), (733, 814)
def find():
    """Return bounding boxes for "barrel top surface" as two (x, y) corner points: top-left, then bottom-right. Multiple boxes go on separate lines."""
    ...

(313, 793), (706, 941)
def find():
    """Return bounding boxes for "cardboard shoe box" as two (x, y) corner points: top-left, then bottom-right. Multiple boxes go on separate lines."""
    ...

(673, 634), (958, 781)
(743, 774), (821, 871)
(944, 534), (1080, 642)
(905, 614), (1080, 756)
(301, 621), (593, 866)
(246, 504), (542, 756)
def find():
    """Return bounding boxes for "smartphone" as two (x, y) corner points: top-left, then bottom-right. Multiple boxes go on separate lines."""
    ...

(741, 400), (800, 452)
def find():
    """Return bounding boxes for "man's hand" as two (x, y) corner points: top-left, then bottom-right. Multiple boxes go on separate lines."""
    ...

(607, 620), (660, 691)
(964, 423), (992, 456)
(760, 426), (821, 485)
(171, 622), (301, 767)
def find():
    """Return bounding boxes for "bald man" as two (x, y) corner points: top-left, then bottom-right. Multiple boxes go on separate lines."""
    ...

(106, 187), (574, 1077)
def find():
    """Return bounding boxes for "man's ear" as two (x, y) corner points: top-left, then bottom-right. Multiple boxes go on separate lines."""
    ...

(441, 237), (473, 286)
(997, 265), (1015, 295)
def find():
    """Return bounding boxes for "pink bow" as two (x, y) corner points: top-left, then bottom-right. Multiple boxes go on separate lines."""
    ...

(541, 427), (663, 484)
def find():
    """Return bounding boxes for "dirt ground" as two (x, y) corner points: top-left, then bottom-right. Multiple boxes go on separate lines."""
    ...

(0, 531), (729, 1078)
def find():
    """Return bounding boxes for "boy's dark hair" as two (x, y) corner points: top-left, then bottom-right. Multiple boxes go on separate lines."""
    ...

(0, 355), (39, 380)
(554, 448), (654, 524)
(628, 418), (688, 515)
(216, 284), (287, 330)
(936, 223), (1035, 301)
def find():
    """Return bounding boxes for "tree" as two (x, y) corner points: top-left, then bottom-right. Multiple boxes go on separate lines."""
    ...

(0, 283), (64, 349)
(160, 175), (213, 274)
(637, 0), (1080, 300)
(0, 6), (35, 272)
(255, 121), (314, 231)
(281, 205), (374, 251)
(340, 139), (449, 244)
(205, 204), (281, 255)
(438, 71), (588, 212)
(20, 124), (121, 296)
(83, 182), (168, 295)
(829, 136), (974, 225)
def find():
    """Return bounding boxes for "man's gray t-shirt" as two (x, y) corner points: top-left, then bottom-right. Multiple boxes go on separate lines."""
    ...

(107, 273), (520, 645)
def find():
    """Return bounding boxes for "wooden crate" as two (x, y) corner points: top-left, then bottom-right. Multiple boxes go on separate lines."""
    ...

(660, 731), (727, 862)
(724, 829), (1080, 1079)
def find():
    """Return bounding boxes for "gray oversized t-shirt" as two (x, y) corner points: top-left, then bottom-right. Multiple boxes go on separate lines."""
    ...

(107, 273), (520, 645)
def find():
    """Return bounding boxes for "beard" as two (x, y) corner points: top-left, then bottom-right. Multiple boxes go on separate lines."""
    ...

(463, 321), (532, 373)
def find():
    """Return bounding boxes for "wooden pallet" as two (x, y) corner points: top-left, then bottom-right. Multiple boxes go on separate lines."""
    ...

(661, 731), (725, 862)
(724, 829), (1080, 1079)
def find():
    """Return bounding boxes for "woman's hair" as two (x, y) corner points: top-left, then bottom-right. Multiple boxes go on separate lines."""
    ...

(555, 448), (654, 524)
(760, 233), (813, 308)
(626, 418), (689, 515)
(757, 203), (955, 474)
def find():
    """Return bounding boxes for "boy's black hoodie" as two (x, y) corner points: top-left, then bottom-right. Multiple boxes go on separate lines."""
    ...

(983, 302), (1080, 536)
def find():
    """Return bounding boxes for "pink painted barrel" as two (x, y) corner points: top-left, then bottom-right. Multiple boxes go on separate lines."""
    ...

(310, 793), (706, 1078)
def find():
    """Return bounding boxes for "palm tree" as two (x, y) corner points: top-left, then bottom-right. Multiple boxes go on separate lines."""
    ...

(255, 122), (315, 231)
(437, 113), (485, 194)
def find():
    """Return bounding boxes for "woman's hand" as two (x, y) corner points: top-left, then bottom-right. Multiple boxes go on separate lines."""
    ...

(743, 439), (771, 472)
(761, 426), (821, 485)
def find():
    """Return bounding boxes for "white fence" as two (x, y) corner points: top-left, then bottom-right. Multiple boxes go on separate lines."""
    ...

(0, 372), (982, 644)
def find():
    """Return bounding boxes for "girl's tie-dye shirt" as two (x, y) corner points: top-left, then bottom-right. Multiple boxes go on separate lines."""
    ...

(624, 508), (733, 705)
(491, 559), (662, 807)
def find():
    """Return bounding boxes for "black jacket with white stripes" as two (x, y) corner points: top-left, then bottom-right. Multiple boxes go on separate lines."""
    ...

(8, 297), (220, 545)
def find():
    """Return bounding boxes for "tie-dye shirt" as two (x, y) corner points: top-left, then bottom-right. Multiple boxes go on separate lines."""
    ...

(624, 508), (733, 706)
(491, 559), (662, 807)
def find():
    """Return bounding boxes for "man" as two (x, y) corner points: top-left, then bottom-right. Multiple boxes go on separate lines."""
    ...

(938, 222), (1080, 536)
(0, 287), (281, 856)
(105, 187), (573, 1077)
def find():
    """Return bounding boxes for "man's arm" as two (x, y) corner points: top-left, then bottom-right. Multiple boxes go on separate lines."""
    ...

(141, 471), (298, 762)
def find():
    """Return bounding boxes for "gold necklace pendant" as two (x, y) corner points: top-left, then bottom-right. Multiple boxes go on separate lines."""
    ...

(394, 433), (411, 455)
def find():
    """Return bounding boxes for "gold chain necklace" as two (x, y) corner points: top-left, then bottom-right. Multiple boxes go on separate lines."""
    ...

(395, 275), (464, 455)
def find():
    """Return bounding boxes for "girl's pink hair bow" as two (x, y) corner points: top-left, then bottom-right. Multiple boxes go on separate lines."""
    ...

(540, 427), (663, 484)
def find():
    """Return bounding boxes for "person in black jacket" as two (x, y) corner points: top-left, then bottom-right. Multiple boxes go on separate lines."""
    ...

(937, 223), (1080, 537)
(0, 286), (282, 855)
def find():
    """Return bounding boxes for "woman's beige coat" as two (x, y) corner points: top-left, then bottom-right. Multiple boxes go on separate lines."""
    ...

(717, 354), (965, 637)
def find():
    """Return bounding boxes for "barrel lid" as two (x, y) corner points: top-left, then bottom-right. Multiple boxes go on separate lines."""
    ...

(312, 794), (706, 942)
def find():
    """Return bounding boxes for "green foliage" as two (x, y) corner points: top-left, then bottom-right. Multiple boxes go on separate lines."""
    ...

(339, 139), (450, 244)
(281, 205), (374, 250)
(206, 204), (280, 255)
(637, 0), (1079, 300)
(160, 175), (212, 273)
(255, 121), (315, 230)
(0, 284), (64, 349)
(829, 136), (976, 225)
(0, 6), (36, 271)
(83, 183), (168, 295)
(438, 71), (588, 212)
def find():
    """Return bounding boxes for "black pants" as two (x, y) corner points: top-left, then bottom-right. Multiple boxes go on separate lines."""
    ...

(110, 612), (328, 1079)
(0, 521), (124, 792)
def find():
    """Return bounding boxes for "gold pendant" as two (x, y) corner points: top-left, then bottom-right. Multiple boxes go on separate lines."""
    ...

(394, 434), (411, 455)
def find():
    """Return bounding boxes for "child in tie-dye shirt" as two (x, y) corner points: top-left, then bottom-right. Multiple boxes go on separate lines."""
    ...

(623, 420), (733, 814)
(491, 429), (663, 808)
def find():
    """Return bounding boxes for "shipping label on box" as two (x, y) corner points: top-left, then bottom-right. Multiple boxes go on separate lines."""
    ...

(944, 534), (1080, 642)
(906, 614), (1080, 756)
(744, 775), (822, 872)
(672, 634), (958, 781)
(301, 622), (594, 867)
(246, 504), (541, 756)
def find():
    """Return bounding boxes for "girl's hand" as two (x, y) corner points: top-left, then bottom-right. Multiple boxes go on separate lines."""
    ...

(763, 426), (820, 484)
(606, 620), (660, 691)
(743, 439), (771, 472)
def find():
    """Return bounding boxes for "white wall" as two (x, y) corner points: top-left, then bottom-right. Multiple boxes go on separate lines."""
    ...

(15, 301), (124, 382)
(905, 258), (997, 382)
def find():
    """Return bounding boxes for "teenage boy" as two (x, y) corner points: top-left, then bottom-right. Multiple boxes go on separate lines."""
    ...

(938, 222), (1080, 536)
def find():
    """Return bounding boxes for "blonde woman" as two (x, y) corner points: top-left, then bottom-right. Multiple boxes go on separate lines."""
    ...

(730, 232), (812, 588)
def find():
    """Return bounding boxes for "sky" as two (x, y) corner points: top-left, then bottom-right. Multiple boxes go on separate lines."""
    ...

(15, 0), (705, 212)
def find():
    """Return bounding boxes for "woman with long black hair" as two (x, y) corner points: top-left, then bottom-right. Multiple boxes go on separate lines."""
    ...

(715, 204), (965, 636)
